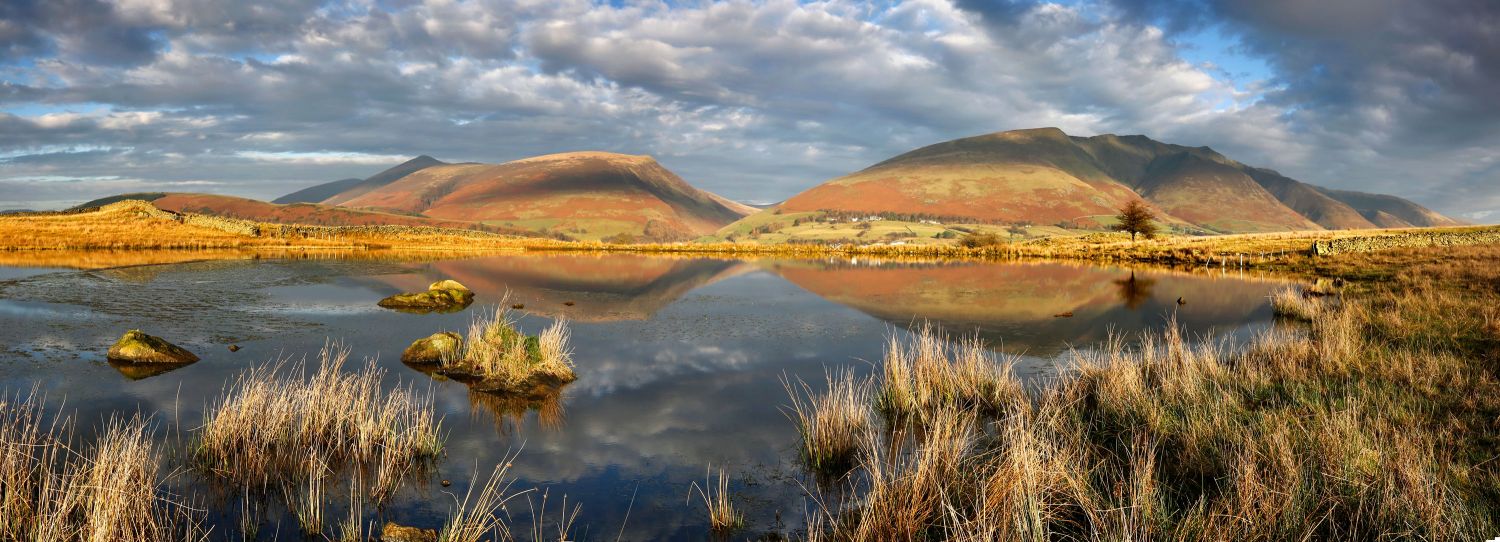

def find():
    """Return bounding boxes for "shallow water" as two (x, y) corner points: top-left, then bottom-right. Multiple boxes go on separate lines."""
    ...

(0, 252), (1287, 540)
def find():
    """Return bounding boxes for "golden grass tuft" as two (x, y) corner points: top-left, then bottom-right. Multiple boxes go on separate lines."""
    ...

(1269, 286), (1324, 321)
(800, 243), (1500, 541)
(875, 324), (1025, 422)
(193, 343), (443, 493)
(0, 393), (206, 541)
(688, 466), (743, 533)
(783, 370), (872, 477)
(445, 306), (576, 391)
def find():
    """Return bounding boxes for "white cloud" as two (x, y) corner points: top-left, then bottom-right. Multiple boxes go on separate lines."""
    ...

(0, 0), (1493, 219)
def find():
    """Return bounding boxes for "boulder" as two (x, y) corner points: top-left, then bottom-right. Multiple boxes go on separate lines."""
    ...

(402, 331), (463, 364)
(377, 279), (475, 313)
(428, 279), (469, 292)
(106, 330), (199, 364)
(380, 523), (437, 542)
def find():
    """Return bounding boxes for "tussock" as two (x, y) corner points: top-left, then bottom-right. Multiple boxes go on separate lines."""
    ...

(193, 343), (443, 492)
(800, 262), (1499, 541)
(1270, 286), (1324, 321)
(446, 306), (576, 391)
(784, 370), (872, 477)
(0, 393), (206, 541)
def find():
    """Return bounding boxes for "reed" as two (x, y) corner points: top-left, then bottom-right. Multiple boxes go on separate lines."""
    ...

(439, 455), (528, 542)
(0, 393), (206, 541)
(1269, 286), (1323, 321)
(798, 242), (1500, 540)
(875, 325), (1024, 422)
(193, 343), (443, 489)
(783, 370), (872, 477)
(688, 466), (743, 533)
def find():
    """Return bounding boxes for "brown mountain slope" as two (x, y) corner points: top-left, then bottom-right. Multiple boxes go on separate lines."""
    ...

(762, 128), (1456, 234)
(331, 152), (754, 241)
(316, 155), (447, 206)
(778, 128), (1145, 226)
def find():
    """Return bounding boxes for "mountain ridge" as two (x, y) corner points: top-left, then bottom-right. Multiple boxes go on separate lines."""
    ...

(767, 127), (1457, 233)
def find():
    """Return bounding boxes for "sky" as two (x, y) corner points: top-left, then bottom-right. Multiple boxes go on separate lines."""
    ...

(0, 0), (1497, 221)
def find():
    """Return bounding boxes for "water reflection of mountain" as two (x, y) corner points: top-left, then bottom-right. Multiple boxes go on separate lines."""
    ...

(371, 254), (755, 321)
(766, 260), (1286, 357)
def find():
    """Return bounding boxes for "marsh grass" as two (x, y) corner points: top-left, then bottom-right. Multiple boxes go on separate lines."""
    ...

(688, 466), (743, 533)
(875, 325), (1025, 423)
(783, 370), (872, 478)
(193, 343), (443, 495)
(1269, 286), (1324, 321)
(439, 454), (529, 542)
(799, 244), (1500, 541)
(0, 393), (206, 541)
(447, 306), (576, 392)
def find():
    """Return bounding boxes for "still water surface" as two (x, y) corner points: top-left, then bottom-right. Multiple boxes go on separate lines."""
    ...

(0, 253), (1287, 540)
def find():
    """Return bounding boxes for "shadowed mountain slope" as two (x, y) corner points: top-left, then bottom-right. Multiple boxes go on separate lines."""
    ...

(271, 178), (363, 205)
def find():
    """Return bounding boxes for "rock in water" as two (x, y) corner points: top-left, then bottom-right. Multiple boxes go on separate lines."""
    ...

(107, 330), (199, 364)
(428, 279), (470, 292)
(402, 331), (463, 364)
(378, 279), (475, 313)
(380, 523), (437, 542)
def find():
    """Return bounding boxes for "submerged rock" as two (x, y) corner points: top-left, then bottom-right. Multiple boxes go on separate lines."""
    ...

(380, 523), (437, 542)
(106, 330), (199, 364)
(378, 279), (475, 313)
(402, 331), (463, 364)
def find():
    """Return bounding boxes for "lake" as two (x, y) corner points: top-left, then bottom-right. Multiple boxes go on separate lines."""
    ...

(0, 252), (1287, 540)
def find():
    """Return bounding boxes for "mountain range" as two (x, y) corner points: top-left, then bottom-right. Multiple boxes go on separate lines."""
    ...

(73, 127), (1459, 240)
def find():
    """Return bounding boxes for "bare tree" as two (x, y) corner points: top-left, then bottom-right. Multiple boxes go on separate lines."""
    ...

(1114, 200), (1159, 242)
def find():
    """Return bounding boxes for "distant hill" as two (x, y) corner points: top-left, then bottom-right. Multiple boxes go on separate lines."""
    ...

(81, 192), (498, 230)
(322, 151), (755, 241)
(271, 178), (363, 204)
(763, 127), (1457, 234)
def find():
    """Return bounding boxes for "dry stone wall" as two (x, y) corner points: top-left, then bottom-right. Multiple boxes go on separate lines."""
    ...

(1311, 228), (1500, 256)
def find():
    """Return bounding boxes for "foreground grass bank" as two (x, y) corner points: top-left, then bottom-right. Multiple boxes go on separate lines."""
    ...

(792, 243), (1500, 540)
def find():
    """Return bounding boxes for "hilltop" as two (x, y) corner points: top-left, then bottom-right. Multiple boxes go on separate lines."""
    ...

(727, 128), (1458, 241)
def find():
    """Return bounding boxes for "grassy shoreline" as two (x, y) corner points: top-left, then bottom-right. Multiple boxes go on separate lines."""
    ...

(4, 200), (1498, 272)
(790, 243), (1500, 540)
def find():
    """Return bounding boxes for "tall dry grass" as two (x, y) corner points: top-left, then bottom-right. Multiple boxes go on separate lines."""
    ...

(0, 393), (206, 541)
(783, 370), (872, 477)
(875, 325), (1025, 421)
(798, 249), (1500, 542)
(193, 343), (443, 495)
(450, 307), (576, 390)
(688, 466), (743, 533)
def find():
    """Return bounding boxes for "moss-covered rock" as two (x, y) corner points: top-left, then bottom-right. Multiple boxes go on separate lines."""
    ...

(106, 330), (199, 364)
(377, 279), (475, 313)
(428, 279), (469, 292)
(380, 522), (437, 542)
(401, 331), (463, 364)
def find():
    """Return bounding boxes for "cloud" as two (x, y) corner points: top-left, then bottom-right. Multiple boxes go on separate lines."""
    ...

(0, 0), (1494, 219)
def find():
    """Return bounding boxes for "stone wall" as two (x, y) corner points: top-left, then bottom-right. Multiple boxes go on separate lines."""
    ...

(1311, 228), (1500, 256)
